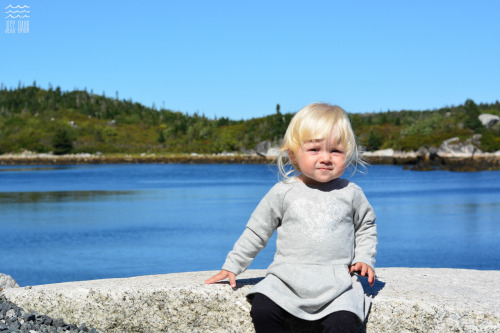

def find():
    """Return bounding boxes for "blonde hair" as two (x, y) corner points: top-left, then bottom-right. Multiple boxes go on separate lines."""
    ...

(277, 103), (364, 179)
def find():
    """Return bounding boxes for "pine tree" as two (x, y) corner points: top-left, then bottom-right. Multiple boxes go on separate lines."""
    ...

(157, 130), (166, 143)
(366, 130), (382, 151)
(464, 99), (483, 132)
(52, 128), (73, 155)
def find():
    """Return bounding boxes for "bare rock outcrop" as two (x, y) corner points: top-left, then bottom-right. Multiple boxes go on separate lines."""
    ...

(0, 273), (19, 289)
(479, 113), (500, 129)
(438, 136), (482, 157)
(3, 268), (499, 332)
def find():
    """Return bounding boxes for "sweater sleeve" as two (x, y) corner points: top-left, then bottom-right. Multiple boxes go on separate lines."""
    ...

(222, 183), (283, 275)
(351, 185), (378, 270)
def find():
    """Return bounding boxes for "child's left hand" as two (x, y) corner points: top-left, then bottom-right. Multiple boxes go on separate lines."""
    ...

(349, 262), (375, 286)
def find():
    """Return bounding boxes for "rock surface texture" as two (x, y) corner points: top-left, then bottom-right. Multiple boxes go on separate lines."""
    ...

(2, 268), (499, 332)
(0, 274), (19, 289)
(438, 136), (482, 156)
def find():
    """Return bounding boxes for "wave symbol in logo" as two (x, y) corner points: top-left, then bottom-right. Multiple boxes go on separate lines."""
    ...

(4, 4), (30, 19)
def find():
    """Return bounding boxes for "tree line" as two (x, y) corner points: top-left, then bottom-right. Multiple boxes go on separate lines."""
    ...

(0, 84), (499, 155)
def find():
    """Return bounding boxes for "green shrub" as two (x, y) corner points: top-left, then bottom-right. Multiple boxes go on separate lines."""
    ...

(480, 130), (500, 152)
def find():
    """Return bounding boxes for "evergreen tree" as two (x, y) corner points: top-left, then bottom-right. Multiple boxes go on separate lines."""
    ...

(464, 99), (483, 132)
(94, 128), (104, 142)
(157, 130), (166, 143)
(366, 129), (383, 151)
(273, 103), (286, 141)
(52, 128), (73, 155)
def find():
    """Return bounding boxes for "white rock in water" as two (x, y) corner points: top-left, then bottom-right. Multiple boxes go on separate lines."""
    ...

(0, 273), (19, 289)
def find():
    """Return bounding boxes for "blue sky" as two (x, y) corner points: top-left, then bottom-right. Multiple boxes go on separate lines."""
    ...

(2, 0), (499, 119)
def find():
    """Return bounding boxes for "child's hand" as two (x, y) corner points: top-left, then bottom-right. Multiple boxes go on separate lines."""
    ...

(349, 262), (375, 287)
(205, 269), (237, 288)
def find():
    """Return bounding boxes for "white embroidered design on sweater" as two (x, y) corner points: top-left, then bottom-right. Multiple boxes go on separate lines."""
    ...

(291, 196), (341, 242)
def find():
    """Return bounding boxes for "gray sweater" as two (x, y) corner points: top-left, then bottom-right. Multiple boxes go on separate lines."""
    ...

(222, 177), (377, 321)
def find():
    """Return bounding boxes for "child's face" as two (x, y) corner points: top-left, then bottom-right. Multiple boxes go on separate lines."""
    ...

(291, 137), (346, 185)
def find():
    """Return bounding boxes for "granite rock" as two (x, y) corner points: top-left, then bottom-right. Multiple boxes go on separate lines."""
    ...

(2, 268), (500, 332)
(255, 141), (272, 157)
(0, 273), (19, 289)
(438, 137), (482, 156)
(479, 113), (500, 129)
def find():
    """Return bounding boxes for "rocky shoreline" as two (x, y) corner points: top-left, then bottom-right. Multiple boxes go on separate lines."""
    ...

(1, 149), (499, 171)
(0, 152), (269, 166)
(362, 149), (500, 171)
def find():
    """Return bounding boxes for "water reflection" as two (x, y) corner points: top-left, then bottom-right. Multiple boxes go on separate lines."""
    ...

(0, 166), (73, 172)
(0, 190), (138, 204)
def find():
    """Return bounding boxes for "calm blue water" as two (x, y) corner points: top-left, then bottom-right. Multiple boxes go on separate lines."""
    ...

(1, 164), (499, 286)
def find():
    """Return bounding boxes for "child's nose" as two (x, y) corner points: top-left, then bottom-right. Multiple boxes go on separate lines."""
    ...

(319, 151), (332, 162)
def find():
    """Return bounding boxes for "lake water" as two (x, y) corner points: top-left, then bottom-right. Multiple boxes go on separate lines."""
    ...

(1, 164), (499, 286)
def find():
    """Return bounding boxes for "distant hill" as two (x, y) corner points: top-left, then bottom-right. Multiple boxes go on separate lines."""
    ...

(0, 84), (499, 155)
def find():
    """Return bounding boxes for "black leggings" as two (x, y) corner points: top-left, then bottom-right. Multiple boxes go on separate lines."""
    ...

(250, 293), (359, 333)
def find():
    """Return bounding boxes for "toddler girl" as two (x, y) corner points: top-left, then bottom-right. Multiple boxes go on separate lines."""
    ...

(205, 103), (377, 333)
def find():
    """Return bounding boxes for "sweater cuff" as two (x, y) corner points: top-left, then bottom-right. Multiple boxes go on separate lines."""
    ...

(222, 260), (245, 276)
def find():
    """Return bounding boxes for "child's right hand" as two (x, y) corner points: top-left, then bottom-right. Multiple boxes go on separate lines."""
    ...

(205, 269), (237, 288)
(349, 262), (375, 286)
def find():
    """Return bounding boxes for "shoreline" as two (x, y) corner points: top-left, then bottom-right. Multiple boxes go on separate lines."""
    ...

(0, 153), (269, 165)
(0, 151), (499, 171)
